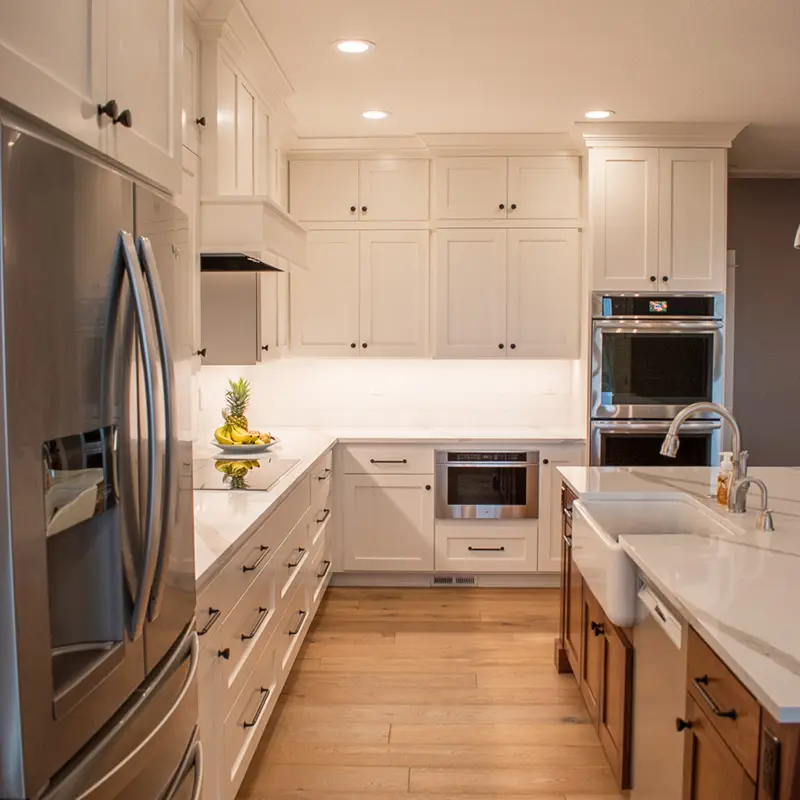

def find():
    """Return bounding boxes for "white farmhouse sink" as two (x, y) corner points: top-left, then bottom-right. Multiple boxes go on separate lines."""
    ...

(572, 496), (731, 626)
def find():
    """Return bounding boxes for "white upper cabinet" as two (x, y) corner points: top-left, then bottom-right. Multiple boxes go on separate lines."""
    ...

(358, 160), (429, 221)
(434, 229), (507, 358)
(434, 157), (507, 220)
(254, 103), (270, 196)
(658, 149), (727, 292)
(590, 148), (660, 292)
(290, 160), (360, 222)
(507, 157), (581, 224)
(506, 229), (580, 358)
(106, 0), (181, 192)
(0, 0), (106, 152)
(235, 77), (255, 195)
(258, 265), (289, 361)
(181, 13), (200, 154)
(291, 230), (360, 356)
(359, 231), (430, 357)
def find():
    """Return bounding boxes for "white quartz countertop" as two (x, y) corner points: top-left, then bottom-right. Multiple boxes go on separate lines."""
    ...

(322, 426), (586, 443)
(558, 465), (800, 723)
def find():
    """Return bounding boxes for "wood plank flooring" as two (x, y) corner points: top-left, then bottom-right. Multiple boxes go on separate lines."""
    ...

(237, 588), (625, 800)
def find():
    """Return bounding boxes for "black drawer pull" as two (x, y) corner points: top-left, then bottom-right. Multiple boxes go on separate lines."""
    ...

(369, 458), (408, 464)
(198, 607), (221, 636)
(287, 548), (306, 568)
(243, 687), (270, 728)
(468, 546), (506, 552)
(241, 606), (270, 641)
(692, 675), (737, 719)
(590, 621), (605, 637)
(316, 508), (331, 524)
(242, 544), (270, 573)
(289, 610), (307, 636)
(317, 560), (332, 579)
(218, 648), (230, 660)
(317, 468), (332, 481)
(675, 717), (693, 732)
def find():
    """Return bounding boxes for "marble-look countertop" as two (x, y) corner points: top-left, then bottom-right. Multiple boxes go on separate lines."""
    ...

(558, 465), (800, 723)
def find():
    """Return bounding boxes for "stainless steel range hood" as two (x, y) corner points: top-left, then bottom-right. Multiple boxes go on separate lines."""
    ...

(200, 252), (284, 272)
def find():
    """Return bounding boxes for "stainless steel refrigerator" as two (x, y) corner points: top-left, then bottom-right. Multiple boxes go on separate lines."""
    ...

(0, 120), (200, 799)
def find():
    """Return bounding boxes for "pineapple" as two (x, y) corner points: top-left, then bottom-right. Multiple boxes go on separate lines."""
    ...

(224, 378), (251, 430)
(225, 474), (249, 490)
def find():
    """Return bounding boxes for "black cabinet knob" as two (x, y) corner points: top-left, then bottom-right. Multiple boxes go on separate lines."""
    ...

(350, 206), (357, 213)
(499, 203), (505, 210)
(97, 99), (119, 121)
(195, 348), (207, 358)
(510, 203), (517, 210)
(498, 343), (505, 349)
(510, 343), (516, 350)
(675, 718), (692, 732)
(650, 275), (657, 282)
(662, 275), (669, 282)
(425, 485), (431, 491)
(361, 206), (367, 213)
(114, 109), (133, 128)
(218, 648), (231, 660)
(543, 458), (549, 465)
(196, 116), (207, 127)
(350, 342), (357, 348)
(261, 344), (269, 352)
(362, 343), (368, 349)
(590, 621), (605, 636)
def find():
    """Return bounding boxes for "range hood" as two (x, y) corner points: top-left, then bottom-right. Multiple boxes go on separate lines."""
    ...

(200, 252), (284, 272)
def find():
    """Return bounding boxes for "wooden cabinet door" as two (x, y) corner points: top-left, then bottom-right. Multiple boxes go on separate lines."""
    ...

(581, 586), (604, 723)
(682, 697), (756, 800)
(434, 157), (508, 220)
(358, 159), (429, 221)
(565, 543), (582, 679)
(290, 160), (359, 222)
(342, 475), (434, 572)
(598, 622), (633, 789)
(291, 231), (360, 356)
(507, 157), (581, 224)
(433, 229), (507, 358)
(658, 149), (727, 292)
(506, 229), (581, 358)
(181, 12), (200, 155)
(0, 0), (107, 153)
(590, 148), (659, 292)
(538, 447), (584, 573)
(200, 272), (259, 365)
(359, 230), (430, 357)
(106, 0), (181, 192)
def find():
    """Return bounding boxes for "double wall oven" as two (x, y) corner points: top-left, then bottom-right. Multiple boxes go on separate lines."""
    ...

(590, 294), (724, 467)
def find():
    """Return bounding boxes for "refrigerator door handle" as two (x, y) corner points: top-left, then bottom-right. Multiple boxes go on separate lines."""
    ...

(164, 733), (203, 800)
(118, 232), (159, 641)
(137, 235), (178, 622)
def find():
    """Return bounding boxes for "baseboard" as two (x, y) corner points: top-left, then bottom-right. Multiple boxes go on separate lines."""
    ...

(330, 572), (560, 588)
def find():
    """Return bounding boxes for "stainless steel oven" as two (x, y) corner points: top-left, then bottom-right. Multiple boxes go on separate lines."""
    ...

(435, 451), (539, 520)
(591, 293), (724, 420)
(591, 420), (721, 467)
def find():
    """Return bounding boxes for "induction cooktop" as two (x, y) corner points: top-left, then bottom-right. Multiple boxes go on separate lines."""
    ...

(193, 456), (300, 491)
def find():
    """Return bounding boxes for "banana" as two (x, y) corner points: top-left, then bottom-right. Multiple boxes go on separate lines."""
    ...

(214, 426), (234, 445)
(229, 426), (250, 444)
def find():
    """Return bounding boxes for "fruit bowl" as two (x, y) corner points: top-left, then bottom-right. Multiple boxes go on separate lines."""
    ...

(210, 436), (280, 455)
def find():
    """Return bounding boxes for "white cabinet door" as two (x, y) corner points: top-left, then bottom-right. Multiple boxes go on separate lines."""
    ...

(290, 160), (360, 221)
(658, 149), (727, 292)
(291, 231), (360, 356)
(434, 157), (507, 220)
(215, 54), (238, 195)
(276, 266), (290, 354)
(0, 0), (106, 152)
(342, 475), (434, 571)
(537, 444), (585, 573)
(507, 157), (581, 224)
(258, 270), (280, 362)
(590, 148), (659, 291)
(200, 272), (259, 365)
(434, 229), (507, 358)
(236, 77), (255, 195)
(358, 159), (429, 221)
(174, 148), (201, 364)
(181, 13), (200, 154)
(254, 102), (270, 196)
(106, 0), (180, 192)
(359, 230), (430, 357)
(507, 229), (581, 358)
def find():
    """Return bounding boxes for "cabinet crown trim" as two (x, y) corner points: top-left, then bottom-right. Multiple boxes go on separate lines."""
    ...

(578, 121), (746, 149)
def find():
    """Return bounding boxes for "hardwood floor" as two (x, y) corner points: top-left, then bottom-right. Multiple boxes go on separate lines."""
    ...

(237, 587), (625, 800)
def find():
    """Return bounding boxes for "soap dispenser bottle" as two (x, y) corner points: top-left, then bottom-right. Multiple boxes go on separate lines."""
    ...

(717, 451), (734, 506)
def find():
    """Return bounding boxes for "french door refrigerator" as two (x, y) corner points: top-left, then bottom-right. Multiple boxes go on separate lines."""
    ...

(0, 120), (200, 799)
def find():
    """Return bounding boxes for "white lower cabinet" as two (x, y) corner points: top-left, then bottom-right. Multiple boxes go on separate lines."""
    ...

(342, 474), (435, 571)
(435, 521), (538, 572)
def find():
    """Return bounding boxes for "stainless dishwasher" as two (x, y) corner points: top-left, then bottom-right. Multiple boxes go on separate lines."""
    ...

(631, 580), (688, 800)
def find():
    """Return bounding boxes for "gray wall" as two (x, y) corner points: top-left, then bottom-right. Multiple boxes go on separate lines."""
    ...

(728, 178), (800, 465)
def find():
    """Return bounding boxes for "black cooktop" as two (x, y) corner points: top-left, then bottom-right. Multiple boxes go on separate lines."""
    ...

(194, 456), (300, 491)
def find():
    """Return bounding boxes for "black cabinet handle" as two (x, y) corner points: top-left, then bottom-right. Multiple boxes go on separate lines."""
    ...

(362, 343), (368, 349)
(196, 116), (207, 127)
(262, 344), (269, 352)
(510, 203), (517, 210)
(242, 544), (270, 573)
(114, 109), (133, 128)
(350, 342), (357, 348)
(97, 99), (119, 121)
(316, 508), (331, 524)
(361, 205), (368, 213)
(350, 205), (357, 213)
(317, 560), (332, 579)
(543, 458), (549, 465)
(289, 610), (307, 636)
(650, 275), (657, 282)
(563, 507), (573, 523)
(241, 606), (270, 641)
(370, 458), (408, 464)
(198, 607), (221, 636)
(287, 547), (306, 569)
(468, 546), (506, 552)
(195, 348), (207, 357)
(243, 687), (271, 728)
(692, 675), (737, 719)
(317, 468), (332, 482)
(498, 343), (505, 349)
(591, 621), (605, 636)
(675, 717), (693, 732)
(662, 275), (669, 282)
(499, 203), (505, 210)
(510, 343), (516, 350)
(425, 485), (431, 491)
(218, 647), (231, 660)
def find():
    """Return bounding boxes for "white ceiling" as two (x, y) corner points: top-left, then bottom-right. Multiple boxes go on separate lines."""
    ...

(243, 0), (800, 172)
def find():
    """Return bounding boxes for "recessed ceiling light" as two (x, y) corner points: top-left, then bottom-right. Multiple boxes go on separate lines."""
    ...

(335, 39), (375, 54)
(585, 110), (615, 120)
(362, 110), (390, 120)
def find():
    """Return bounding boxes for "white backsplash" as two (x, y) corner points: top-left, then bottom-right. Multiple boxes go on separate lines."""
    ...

(197, 358), (585, 435)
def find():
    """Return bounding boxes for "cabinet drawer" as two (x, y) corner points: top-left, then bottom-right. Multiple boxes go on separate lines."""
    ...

(273, 511), (311, 602)
(308, 527), (333, 611)
(687, 628), (761, 779)
(342, 444), (434, 474)
(434, 522), (538, 572)
(275, 584), (312, 679)
(310, 503), (333, 550)
(310, 448), (333, 487)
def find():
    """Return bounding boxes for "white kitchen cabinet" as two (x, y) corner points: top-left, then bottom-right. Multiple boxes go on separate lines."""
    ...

(200, 272), (260, 365)
(434, 157), (508, 220)
(289, 160), (360, 222)
(359, 230), (430, 357)
(181, 13), (200, 154)
(254, 103), (270, 196)
(291, 230), (360, 355)
(258, 261), (289, 361)
(342, 475), (435, 571)
(235, 77), (255, 195)
(658, 148), (727, 292)
(106, 0), (181, 192)
(537, 443), (585, 572)
(358, 159), (429, 221)
(434, 229), (507, 358)
(506, 229), (581, 358)
(507, 157), (581, 223)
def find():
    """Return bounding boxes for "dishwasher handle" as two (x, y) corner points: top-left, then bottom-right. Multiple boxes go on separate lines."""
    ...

(638, 583), (683, 649)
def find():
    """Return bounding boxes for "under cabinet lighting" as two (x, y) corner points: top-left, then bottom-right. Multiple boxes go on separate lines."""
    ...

(335, 39), (375, 54)
(584, 110), (615, 119)
(362, 110), (390, 120)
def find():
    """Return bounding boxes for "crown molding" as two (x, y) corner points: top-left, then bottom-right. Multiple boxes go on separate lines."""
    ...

(729, 168), (800, 178)
(419, 131), (579, 156)
(576, 121), (748, 149)
(289, 135), (428, 159)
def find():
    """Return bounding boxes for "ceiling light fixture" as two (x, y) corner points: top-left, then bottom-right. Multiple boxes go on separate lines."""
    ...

(335, 39), (375, 54)
(362, 110), (390, 120)
(585, 110), (615, 120)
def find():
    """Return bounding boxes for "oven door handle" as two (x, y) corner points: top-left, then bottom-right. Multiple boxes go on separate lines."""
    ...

(593, 319), (723, 332)
(440, 462), (537, 468)
(592, 420), (722, 433)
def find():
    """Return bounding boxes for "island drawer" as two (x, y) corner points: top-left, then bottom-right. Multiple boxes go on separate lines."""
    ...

(687, 627), (761, 779)
(342, 444), (434, 475)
